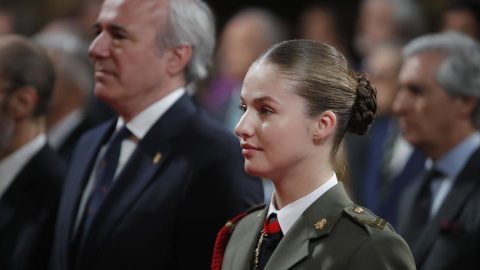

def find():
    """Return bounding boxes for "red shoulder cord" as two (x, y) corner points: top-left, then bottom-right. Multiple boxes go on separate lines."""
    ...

(211, 212), (248, 270)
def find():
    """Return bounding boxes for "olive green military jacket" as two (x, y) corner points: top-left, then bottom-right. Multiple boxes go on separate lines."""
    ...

(221, 183), (416, 270)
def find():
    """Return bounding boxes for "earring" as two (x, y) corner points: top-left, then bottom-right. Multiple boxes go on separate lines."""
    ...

(313, 134), (318, 141)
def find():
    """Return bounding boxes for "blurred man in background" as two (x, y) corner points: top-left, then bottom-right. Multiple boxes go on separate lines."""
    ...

(440, 0), (480, 41)
(345, 42), (425, 227)
(35, 31), (95, 161)
(0, 35), (64, 270)
(395, 32), (480, 270)
(202, 8), (286, 131)
(354, 0), (425, 60)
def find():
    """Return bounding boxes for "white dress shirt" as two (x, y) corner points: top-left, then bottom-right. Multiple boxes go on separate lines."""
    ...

(267, 173), (338, 235)
(389, 135), (415, 179)
(426, 131), (480, 217)
(0, 134), (47, 198)
(73, 87), (185, 236)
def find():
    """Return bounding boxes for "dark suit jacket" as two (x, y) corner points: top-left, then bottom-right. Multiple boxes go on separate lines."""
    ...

(50, 94), (264, 270)
(398, 147), (480, 270)
(0, 145), (65, 270)
(222, 183), (415, 270)
(56, 116), (95, 163)
(345, 117), (425, 227)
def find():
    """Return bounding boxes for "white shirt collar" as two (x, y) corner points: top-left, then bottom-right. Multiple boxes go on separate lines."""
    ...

(116, 87), (186, 139)
(267, 173), (338, 234)
(0, 133), (47, 198)
(47, 108), (84, 150)
(426, 131), (480, 180)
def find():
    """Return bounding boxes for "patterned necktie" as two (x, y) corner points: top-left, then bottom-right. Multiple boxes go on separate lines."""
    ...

(254, 213), (283, 270)
(78, 125), (131, 240)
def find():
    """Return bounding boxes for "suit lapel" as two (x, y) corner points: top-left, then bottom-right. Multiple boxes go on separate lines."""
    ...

(380, 149), (424, 226)
(265, 183), (353, 270)
(0, 146), (56, 233)
(77, 94), (198, 265)
(0, 201), (14, 233)
(0, 157), (38, 233)
(396, 175), (423, 241)
(57, 120), (115, 266)
(412, 148), (480, 266)
(228, 208), (266, 270)
(0, 174), (29, 234)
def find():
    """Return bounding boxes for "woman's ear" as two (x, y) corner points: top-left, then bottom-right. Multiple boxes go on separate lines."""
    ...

(313, 110), (337, 143)
(166, 44), (192, 76)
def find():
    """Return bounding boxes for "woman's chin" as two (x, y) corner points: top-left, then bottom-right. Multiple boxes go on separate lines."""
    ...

(244, 165), (264, 178)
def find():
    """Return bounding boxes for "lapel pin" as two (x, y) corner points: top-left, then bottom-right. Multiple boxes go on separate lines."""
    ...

(153, 152), (162, 164)
(314, 219), (327, 230)
(353, 206), (364, 214)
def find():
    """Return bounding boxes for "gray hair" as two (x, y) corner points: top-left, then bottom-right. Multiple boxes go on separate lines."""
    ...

(34, 32), (93, 95)
(161, 0), (216, 84)
(403, 31), (480, 127)
(0, 35), (55, 117)
(387, 0), (426, 40)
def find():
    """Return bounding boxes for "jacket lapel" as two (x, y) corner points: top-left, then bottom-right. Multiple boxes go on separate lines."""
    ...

(65, 121), (114, 230)
(228, 208), (267, 270)
(53, 120), (114, 268)
(265, 182), (353, 270)
(0, 146), (62, 234)
(412, 148), (480, 266)
(0, 153), (42, 233)
(0, 201), (14, 233)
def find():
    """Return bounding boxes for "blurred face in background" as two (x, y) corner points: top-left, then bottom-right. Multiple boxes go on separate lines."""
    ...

(235, 63), (317, 180)
(299, 7), (341, 51)
(0, 10), (13, 35)
(355, 0), (397, 56)
(441, 8), (480, 41)
(0, 87), (15, 156)
(218, 15), (270, 82)
(393, 52), (459, 156)
(365, 45), (402, 116)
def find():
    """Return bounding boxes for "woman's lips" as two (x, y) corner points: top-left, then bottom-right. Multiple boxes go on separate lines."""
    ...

(241, 143), (261, 158)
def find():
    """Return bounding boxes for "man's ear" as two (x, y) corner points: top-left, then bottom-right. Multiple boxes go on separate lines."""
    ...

(313, 110), (337, 143)
(7, 86), (38, 120)
(456, 97), (477, 120)
(166, 44), (192, 76)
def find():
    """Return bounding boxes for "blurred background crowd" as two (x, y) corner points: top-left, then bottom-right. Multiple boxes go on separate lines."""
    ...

(1, 0), (479, 218)
(1, 0), (480, 269)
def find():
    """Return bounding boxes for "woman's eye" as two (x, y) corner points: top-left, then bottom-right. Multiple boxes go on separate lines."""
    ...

(261, 106), (274, 115)
(238, 104), (247, 114)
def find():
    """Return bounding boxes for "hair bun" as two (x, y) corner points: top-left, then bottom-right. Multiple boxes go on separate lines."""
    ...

(347, 72), (377, 135)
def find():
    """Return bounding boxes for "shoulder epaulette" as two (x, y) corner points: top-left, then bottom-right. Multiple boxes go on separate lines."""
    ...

(245, 203), (267, 215)
(343, 205), (388, 231)
(211, 204), (266, 270)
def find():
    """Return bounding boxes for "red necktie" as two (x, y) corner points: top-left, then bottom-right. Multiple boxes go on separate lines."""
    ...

(254, 213), (283, 270)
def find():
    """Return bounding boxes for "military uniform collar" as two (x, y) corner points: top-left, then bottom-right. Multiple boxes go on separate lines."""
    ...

(267, 173), (338, 235)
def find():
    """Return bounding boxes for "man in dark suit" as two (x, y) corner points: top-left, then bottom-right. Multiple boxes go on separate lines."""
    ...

(49, 0), (264, 269)
(345, 42), (425, 227)
(34, 31), (96, 162)
(0, 35), (65, 270)
(394, 31), (480, 270)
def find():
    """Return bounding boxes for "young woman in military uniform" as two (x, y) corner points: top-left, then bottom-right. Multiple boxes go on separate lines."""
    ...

(213, 39), (415, 270)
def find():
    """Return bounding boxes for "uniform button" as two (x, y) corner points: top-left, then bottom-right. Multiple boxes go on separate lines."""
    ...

(353, 206), (364, 214)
